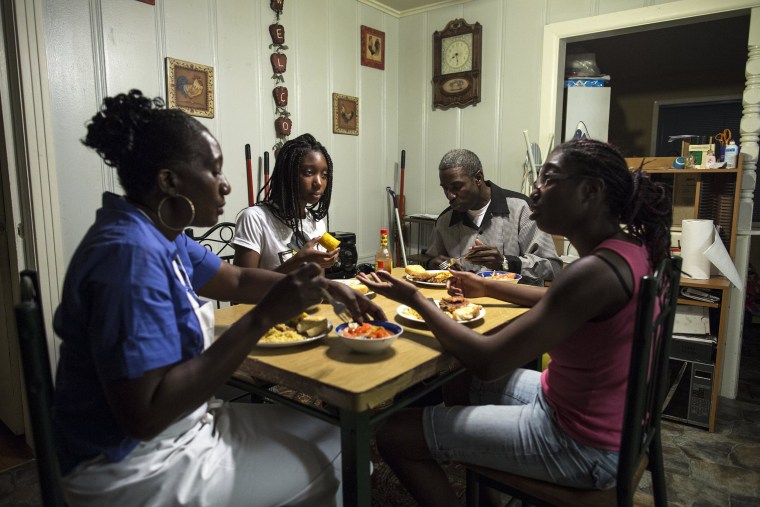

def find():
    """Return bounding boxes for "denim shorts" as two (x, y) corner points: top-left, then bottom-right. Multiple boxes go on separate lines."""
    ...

(422, 368), (618, 490)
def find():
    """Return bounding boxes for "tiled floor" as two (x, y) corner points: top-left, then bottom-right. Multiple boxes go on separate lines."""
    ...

(2, 325), (759, 506)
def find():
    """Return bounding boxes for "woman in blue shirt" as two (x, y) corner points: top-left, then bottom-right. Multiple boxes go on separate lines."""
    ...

(53, 90), (383, 506)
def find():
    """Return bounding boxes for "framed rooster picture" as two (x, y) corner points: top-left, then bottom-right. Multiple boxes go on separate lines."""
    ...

(360, 26), (384, 70)
(166, 57), (215, 118)
(332, 93), (359, 136)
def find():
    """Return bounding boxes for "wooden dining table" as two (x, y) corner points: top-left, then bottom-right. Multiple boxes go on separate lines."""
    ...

(214, 267), (529, 507)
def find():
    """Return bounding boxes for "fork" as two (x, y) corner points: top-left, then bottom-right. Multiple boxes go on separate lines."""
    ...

(437, 256), (464, 270)
(320, 288), (354, 326)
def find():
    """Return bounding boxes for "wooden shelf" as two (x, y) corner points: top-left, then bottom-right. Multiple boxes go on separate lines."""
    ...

(626, 158), (741, 432)
(677, 298), (719, 309)
(680, 276), (731, 290)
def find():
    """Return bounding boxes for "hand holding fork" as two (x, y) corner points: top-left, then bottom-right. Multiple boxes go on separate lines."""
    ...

(320, 288), (359, 329)
(437, 256), (465, 270)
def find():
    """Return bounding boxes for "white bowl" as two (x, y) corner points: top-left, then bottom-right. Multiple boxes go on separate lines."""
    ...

(477, 271), (522, 284)
(335, 321), (402, 354)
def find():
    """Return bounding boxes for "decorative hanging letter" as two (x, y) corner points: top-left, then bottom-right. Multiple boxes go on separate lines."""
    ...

(270, 0), (290, 153)
(270, 53), (287, 74)
(273, 87), (288, 107)
(275, 116), (292, 137)
(269, 24), (285, 45)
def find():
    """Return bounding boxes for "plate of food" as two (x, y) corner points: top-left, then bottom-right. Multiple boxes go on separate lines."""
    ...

(403, 265), (453, 287)
(397, 296), (485, 324)
(256, 313), (333, 348)
(332, 278), (375, 297)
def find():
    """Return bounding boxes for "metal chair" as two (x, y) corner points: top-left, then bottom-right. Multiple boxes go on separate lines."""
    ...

(186, 222), (236, 309)
(186, 221), (236, 263)
(14, 270), (67, 507)
(464, 256), (682, 507)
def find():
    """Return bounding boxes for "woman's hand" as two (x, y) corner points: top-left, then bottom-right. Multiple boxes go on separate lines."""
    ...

(327, 279), (386, 323)
(291, 236), (340, 269)
(357, 270), (420, 307)
(447, 269), (487, 298)
(254, 262), (325, 326)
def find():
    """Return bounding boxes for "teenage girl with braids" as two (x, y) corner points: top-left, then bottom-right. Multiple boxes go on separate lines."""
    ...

(54, 90), (385, 506)
(232, 133), (340, 272)
(358, 138), (672, 507)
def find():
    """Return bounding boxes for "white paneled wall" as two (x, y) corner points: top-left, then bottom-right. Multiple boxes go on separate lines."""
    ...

(42, 0), (691, 267)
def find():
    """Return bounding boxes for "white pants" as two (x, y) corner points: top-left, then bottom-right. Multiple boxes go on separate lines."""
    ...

(62, 402), (343, 507)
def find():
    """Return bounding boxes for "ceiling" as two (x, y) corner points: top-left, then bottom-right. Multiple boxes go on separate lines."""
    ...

(361, 0), (472, 17)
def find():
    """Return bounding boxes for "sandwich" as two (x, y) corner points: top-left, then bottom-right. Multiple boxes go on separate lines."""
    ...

(405, 264), (434, 281)
(296, 316), (330, 337)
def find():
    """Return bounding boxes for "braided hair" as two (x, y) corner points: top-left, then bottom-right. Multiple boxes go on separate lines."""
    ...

(554, 138), (672, 268)
(258, 133), (333, 247)
(82, 89), (208, 199)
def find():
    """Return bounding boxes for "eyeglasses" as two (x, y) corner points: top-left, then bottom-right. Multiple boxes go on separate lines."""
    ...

(534, 171), (591, 189)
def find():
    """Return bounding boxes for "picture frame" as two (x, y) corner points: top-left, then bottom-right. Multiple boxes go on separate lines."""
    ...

(165, 57), (215, 118)
(136, 0), (155, 4)
(360, 26), (385, 70)
(332, 93), (359, 136)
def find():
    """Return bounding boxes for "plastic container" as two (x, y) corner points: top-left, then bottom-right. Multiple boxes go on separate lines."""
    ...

(725, 141), (739, 169)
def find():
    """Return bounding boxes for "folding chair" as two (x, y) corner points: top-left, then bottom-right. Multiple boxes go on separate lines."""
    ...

(465, 256), (682, 507)
(14, 270), (67, 506)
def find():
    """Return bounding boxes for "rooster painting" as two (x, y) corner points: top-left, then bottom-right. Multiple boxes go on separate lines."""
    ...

(367, 36), (381, 59)
(175, 75), (204, 101)
(360, 26), (384, 70)
(340, 104), (355, 124)
(333, 93), (358, 135)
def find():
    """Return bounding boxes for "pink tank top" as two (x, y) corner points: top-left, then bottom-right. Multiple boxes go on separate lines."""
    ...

(541, 239), (651, 451)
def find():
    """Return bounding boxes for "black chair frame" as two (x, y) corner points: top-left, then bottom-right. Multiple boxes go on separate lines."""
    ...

(15, 270), (67, 506)
(185, 221), (236, 263)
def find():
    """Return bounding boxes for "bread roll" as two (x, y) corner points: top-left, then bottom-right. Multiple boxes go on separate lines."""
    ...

(297, 316), (329, 336)
(351, 283), (369, 295)
(452, 305), (482, 321)
(405, 264), (434, 280)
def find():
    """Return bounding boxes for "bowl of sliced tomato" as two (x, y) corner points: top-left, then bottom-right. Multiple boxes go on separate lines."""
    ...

(335, 321), (402, 354)
(477, 271), (522, 284)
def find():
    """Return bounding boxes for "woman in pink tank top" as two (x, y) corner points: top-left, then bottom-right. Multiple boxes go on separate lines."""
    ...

(359, 138), (673, 506)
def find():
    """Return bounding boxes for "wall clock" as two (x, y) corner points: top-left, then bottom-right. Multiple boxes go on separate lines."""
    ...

(433, 19), (482, 110)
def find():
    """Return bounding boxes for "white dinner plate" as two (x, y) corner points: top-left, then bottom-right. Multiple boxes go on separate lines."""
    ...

(396, 301), (485, 324)
(256, 320), (333, 348)
(403, 270), (451, 288)
(332, 278), (375, 297)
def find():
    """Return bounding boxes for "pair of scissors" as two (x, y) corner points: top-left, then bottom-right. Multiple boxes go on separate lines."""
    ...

(715, 129), (732, 145)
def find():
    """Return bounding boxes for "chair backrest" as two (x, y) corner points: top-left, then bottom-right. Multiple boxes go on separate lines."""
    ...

(185, 222), (236, 263)
(14, 270), (67, 507)
(617, 256), (681, 504)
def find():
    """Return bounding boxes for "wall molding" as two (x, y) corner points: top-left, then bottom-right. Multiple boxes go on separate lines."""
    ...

(358, 0), (473, 18)
(88, 0), (111, 192)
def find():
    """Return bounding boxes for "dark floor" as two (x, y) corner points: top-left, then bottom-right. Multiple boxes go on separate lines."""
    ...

(2, 324), (760, 506)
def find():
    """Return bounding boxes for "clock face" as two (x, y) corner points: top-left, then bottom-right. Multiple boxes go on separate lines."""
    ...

(441, 34), (472, 75)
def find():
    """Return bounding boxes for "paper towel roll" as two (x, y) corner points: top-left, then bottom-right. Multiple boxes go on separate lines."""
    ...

(681, 219), (713, 279)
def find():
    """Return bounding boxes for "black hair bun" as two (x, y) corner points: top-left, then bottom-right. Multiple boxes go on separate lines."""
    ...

(82, 89), (164, 169)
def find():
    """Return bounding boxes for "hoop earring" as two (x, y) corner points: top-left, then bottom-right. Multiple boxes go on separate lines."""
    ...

(157, 193), (195, 231)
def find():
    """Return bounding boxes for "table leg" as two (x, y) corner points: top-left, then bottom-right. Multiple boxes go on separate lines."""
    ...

(340, 409), (372, 507)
